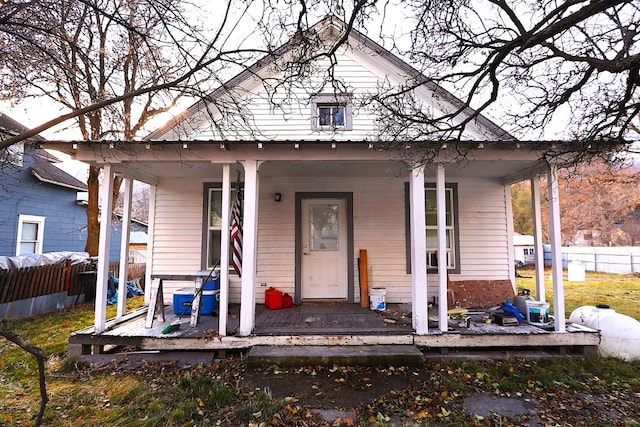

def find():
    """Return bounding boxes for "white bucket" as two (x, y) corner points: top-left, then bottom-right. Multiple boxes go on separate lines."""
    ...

(567, 262), (585, 282)
(369, 288), (387, 311)
(525, 300), (549, 325)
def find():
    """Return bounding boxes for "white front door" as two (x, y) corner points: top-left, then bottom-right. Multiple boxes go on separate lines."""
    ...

(301, 198), (348, 300)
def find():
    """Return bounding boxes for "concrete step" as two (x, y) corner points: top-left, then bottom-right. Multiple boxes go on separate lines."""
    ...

(246, 344), (425, 367)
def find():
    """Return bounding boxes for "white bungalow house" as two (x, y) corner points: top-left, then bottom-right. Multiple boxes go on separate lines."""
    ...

(514, 233), (536, 266)
(49, 17), (598, 357)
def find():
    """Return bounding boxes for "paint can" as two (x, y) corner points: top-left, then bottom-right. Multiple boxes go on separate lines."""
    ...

(369, 288), (387, 311)
(525, 300), (550, 325)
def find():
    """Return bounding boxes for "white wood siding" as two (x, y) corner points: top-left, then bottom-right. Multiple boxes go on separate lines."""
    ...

(455, 178), (511, 280)
(153, 173), (512, 305)
(156, 46), (492, 143)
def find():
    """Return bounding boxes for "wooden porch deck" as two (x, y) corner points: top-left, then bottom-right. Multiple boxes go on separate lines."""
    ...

(68, 303), (600, 360)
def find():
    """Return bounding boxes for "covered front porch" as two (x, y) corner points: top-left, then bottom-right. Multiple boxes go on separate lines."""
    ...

(52, 139), (579, 359)
(68, 301), (599, 362)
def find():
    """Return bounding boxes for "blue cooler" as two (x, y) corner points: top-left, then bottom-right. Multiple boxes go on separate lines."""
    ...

(196, 270), (220, 290)
(173, 287), (220, 315)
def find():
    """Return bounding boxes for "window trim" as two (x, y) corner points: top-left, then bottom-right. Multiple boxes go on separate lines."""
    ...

(311, 93), (353, 131)
(404, 182), (460, 274)
(16, 214), (45, 256)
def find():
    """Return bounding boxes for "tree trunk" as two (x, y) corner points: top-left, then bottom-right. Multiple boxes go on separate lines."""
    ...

(85, 166), (100, 256)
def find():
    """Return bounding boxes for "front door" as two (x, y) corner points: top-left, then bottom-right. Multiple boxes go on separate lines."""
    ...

(300, 198), (348, 300)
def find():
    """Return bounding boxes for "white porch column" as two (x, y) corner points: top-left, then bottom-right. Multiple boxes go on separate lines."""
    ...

(116, 177), (133, 319)
(218, 164), (232, 336)
(95, 165), (114, 334)
(409, 168), (429, 335)
(530, 176), (546, 302)
(436, 164), (448, 333)
(144, 184), (157, 306)
(547, 165), (566, 332)
(238, 160), (259, 336)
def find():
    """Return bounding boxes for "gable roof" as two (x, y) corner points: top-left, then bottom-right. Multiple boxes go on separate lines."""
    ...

(146, 16), (515, 142)
(31, 154), (87, 191)
(1, 112), (87, 191)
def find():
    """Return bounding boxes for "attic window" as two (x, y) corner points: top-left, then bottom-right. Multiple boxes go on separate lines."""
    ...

(311, 94), (352, 131)
(318, 105), (345, 127)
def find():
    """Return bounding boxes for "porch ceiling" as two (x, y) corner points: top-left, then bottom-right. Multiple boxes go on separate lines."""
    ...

(108, 158), (543, 184)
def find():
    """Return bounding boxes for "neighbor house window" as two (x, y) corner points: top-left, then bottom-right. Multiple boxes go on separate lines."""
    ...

(203, 183), (241, 270)
(405, 183), (460, 274)
(16, 214), (45, 255)
(311, 94), (353, 130)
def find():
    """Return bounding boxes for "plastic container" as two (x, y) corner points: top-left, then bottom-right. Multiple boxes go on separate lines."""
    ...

(196, 270), (220, 290)
(570, 305), (640, 361)
(525, 300), (549, 325)
(567, 262), (585, 282)
(369, 288), (387, 311)
(282, 293), (293, 308)
(173, 287), (219, 315)
(265, 287), (283, 310)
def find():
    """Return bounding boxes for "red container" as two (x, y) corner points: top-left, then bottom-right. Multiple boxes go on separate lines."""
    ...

(282, 293), (293, 308)
(265, 287), (283, 310)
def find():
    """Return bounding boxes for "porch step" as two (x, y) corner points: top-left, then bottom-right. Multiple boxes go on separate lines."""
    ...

(246, 345), (425, 367)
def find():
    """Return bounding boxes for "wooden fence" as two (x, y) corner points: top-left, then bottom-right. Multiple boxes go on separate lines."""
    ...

(0, 262), (146, 305)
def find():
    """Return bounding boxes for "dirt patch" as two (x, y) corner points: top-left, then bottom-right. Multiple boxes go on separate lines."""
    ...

(242, 364), (429, 410)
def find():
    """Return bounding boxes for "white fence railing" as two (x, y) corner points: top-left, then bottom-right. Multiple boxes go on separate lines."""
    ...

(544, 246), (640, 274)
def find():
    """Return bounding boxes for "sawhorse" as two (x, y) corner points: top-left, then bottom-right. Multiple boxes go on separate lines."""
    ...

(145, 275), (205, 328)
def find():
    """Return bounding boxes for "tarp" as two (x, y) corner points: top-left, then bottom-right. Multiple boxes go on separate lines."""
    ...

(0, 251), (91, 270)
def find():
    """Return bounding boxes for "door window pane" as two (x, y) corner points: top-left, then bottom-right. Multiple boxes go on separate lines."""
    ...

(310, 203), (339, 251)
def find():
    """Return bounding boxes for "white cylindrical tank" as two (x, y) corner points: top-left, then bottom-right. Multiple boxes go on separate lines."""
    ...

(569, 305), (640, 361)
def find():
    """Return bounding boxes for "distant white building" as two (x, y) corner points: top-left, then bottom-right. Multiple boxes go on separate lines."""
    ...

(513, 232), (535, 266)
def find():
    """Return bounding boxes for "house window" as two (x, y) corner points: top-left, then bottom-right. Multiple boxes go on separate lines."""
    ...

(203, 183), (241, 270)
(524, 248), (534, 256)
(404, 183), (460, 274)
(16, 214), (45, 255)
(311, 94), (353, 130)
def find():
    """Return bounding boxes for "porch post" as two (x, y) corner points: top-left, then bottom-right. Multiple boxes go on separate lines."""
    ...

(218, 164), (232, 336)
(144, 184), (157, 306)
(238, 160), (259, 336)
(436, 164), (448, 333)
(116, 177), (133, 319)
(530, 176), (546, 302)
(409, 168), (429, 335)
(95, 164), (114, 334)
(547, 164), (566, 332)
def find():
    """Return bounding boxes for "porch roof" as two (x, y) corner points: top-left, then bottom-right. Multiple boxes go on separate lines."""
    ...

(44, 138), (557, 184)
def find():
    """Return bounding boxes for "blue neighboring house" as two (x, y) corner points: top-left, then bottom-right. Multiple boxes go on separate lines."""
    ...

(0, 113), (122, 260)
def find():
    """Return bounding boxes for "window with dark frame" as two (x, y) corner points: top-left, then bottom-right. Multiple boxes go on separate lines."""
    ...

(203, 183), (241, 271)
(311, 94), (353, 130)
(404, 182), (460, 274)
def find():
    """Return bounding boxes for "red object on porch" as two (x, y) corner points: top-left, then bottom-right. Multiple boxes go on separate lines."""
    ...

(282, 293), (293, 308)
(265, 287), (283, 310)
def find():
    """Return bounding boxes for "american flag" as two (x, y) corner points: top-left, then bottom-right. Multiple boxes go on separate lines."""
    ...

(230, 176), (243, 277)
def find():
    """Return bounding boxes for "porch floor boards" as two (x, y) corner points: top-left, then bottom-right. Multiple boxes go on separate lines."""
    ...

(254, 303), (413, 335)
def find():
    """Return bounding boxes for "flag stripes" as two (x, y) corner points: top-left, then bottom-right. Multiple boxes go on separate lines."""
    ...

(230, 178), (243, 277)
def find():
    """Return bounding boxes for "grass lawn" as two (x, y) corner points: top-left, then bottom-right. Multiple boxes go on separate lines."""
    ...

(1, 272), (639, 426)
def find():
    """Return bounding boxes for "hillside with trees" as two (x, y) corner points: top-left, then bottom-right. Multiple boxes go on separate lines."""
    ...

(512, 161), (640, 246)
